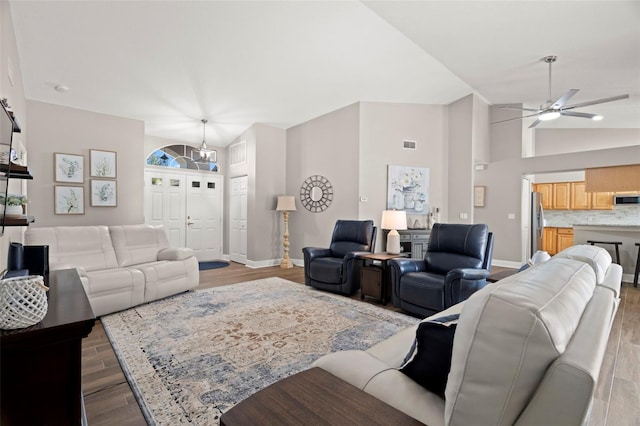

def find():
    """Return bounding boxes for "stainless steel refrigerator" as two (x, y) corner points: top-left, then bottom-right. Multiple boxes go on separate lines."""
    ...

(531, 192), (545, 255)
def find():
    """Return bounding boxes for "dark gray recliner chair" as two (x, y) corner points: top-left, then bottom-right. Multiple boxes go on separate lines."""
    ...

(302, 220), (377, 295)
(389, 223), (494, 318)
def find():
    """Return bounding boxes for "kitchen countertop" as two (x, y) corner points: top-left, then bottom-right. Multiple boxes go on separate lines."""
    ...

(573, 224), (640, 229)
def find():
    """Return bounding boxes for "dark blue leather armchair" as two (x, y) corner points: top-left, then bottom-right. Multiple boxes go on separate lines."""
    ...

(389, 223), (494, 318)
(302, 220), (377, 295)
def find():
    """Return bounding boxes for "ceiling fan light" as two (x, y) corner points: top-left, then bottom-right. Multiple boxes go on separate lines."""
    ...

(592, 115), (604, 121)
(539, 111), (561, 121)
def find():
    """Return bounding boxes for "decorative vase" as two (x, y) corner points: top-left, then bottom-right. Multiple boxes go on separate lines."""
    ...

(2, 204), (23, 218)
(403, 187), (417, 210)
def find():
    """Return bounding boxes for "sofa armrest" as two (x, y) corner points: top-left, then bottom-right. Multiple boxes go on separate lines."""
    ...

(444, 268), (490, 307)
(157, 247), (195, 261)
(57, 264), (88, 277)
(388, 258), (427, 307)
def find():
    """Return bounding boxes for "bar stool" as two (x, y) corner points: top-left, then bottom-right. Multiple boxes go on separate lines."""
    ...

(587, 240), (622, 265)
(634, 243), (639, 288)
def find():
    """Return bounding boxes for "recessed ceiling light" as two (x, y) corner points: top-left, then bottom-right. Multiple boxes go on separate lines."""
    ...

(54, 85), (69, 93)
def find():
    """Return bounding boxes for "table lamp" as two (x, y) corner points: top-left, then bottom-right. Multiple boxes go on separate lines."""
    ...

(381, 210), (407, 255)
(276, 195), (296, 268)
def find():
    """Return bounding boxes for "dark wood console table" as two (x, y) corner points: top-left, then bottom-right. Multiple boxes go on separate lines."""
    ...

(220, 367), (424, 425)
(1, 269), (96, 425)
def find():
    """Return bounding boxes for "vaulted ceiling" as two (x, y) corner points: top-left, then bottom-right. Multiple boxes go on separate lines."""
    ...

(9, 1), (640, 147)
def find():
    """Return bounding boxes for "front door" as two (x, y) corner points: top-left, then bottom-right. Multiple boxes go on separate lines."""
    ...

(144, 168), (223, 260)
(144, 169), (186, 247)
(185, 175), (223, 261)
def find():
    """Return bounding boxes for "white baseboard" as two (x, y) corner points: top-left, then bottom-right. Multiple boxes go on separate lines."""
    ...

(491, 259), (523, 269)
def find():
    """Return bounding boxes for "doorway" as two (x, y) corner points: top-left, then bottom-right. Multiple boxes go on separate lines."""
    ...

(144, 167), (223, 261)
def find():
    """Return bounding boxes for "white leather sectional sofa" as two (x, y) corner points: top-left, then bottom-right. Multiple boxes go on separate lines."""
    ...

(25, 224), (199, 316)
(314, 245), (622, 425)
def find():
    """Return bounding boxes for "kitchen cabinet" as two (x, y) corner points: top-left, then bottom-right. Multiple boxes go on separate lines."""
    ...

(556, 228), (574, 253)
(542, 227), (557, 255)
(592, 192), (614, 210)
(535, 181), (615, 210)
(553, 182), (571, 210)
(570, 182), (591, 210)
(534, 183), (554, 210)
(542, 227), (574, 255)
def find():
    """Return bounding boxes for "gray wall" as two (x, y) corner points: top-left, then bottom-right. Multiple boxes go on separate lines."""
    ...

(359, 101), (448, 251)
(535, 128), (640, 155)
(286, 103), (360, 260)
(0, 1), (28, 271)
(225, 123), (286, 265)
(26, 101), (145, 226)
(448, 95), (473, 224)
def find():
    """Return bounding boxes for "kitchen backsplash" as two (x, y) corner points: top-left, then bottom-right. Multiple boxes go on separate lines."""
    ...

(545, 205), (640, 227)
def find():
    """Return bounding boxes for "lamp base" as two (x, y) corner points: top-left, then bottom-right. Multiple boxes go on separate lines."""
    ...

(280, 259), (293, 269)
(386, 229), (401, 255)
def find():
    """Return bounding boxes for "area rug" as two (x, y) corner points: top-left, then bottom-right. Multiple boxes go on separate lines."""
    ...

(101, 277), (419, 425)
(198, 261), (230, 270)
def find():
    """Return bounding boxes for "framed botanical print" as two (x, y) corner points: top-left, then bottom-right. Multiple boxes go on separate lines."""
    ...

(54, 185), (84, 215)
(90, 149), (117, 178)
(54, 153), (84, 183)
(90, 179), (117, 207)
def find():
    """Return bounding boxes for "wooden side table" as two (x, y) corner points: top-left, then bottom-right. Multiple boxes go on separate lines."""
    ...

(357, 252), (407, 305)
(220, 367), (424, 426)
(1, 269), (96, 425)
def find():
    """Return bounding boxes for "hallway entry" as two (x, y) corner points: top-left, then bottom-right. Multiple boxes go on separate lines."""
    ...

(144, 168), (223, 261)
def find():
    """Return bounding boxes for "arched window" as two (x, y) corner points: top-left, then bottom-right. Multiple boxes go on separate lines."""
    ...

(146, 144), (218, 172)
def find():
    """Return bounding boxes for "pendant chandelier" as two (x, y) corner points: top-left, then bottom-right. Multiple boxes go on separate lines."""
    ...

(196, 118), (216, 162)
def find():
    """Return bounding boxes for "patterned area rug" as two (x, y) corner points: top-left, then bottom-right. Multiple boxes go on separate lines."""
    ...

(102, 277), (419, 425)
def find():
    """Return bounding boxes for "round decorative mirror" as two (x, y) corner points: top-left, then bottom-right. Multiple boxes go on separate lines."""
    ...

(300, 175), (333, 212)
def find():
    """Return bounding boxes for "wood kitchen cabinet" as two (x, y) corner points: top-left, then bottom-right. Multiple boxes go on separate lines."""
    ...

(592, 191), (614, 209)
(570, 181), (591, 210)
(553, 182), (571, 210)
(542, 227), (557, 255)
(556, 228), (574, 253)
(534, 183), (554, 209)
(535, 181), (614, 210)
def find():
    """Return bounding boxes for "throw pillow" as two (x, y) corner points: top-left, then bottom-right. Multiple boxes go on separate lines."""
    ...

(400, 313), (459, 398)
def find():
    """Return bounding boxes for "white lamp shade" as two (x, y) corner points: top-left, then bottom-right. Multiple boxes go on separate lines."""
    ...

(276, 195), (296, 211)
(381, 210), (407, 230)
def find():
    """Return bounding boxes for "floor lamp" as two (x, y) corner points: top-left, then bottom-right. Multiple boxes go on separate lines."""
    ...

(276, 195), (296, 268)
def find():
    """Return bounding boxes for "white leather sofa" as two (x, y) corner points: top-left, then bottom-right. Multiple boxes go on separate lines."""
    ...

(314, 245), (622, 426)
(25, 224), (199, 316)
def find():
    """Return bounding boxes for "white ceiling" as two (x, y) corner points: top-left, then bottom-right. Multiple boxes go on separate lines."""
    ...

(9, 0), (640, 147)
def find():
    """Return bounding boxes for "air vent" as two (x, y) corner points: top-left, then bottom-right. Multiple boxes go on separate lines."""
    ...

(229, 140), (247, 166)
(402, 140), (417, 150)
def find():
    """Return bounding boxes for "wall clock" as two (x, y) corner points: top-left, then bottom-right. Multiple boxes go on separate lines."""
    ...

(300, 175), (333, 212)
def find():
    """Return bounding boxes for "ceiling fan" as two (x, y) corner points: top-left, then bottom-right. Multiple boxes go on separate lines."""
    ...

(493, 55), (629, 128)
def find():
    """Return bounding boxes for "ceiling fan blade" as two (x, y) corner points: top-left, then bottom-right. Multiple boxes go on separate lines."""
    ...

(491, 112), (541, 125)
(560, 111), (598, 119)
(550, 89), (579, 109)
(563, 94), (629, 110)
(499, 106), (542, 113)
(528, 118), (543, 128)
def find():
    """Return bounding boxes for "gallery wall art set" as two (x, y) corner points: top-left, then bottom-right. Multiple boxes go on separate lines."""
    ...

(53, 149), (117, 215)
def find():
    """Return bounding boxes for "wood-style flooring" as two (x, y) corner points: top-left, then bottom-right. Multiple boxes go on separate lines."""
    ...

(81, 263), (640, 425)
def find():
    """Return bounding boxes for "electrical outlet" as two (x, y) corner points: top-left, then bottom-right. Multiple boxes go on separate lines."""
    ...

(508, 213), (516, 219)
(359, 196), (367, 203)
(459, 212), (468, 219)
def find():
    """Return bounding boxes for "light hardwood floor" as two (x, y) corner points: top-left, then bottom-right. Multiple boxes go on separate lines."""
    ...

(81, 263), (640, 425)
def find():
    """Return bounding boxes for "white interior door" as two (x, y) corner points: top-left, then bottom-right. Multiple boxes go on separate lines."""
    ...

(144, 169), (186, 247)
(229, 175), (248, 264)
(186, 175), (223, 261)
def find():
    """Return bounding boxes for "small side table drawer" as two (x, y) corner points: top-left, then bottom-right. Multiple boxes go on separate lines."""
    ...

(360, 265), (382, 299)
